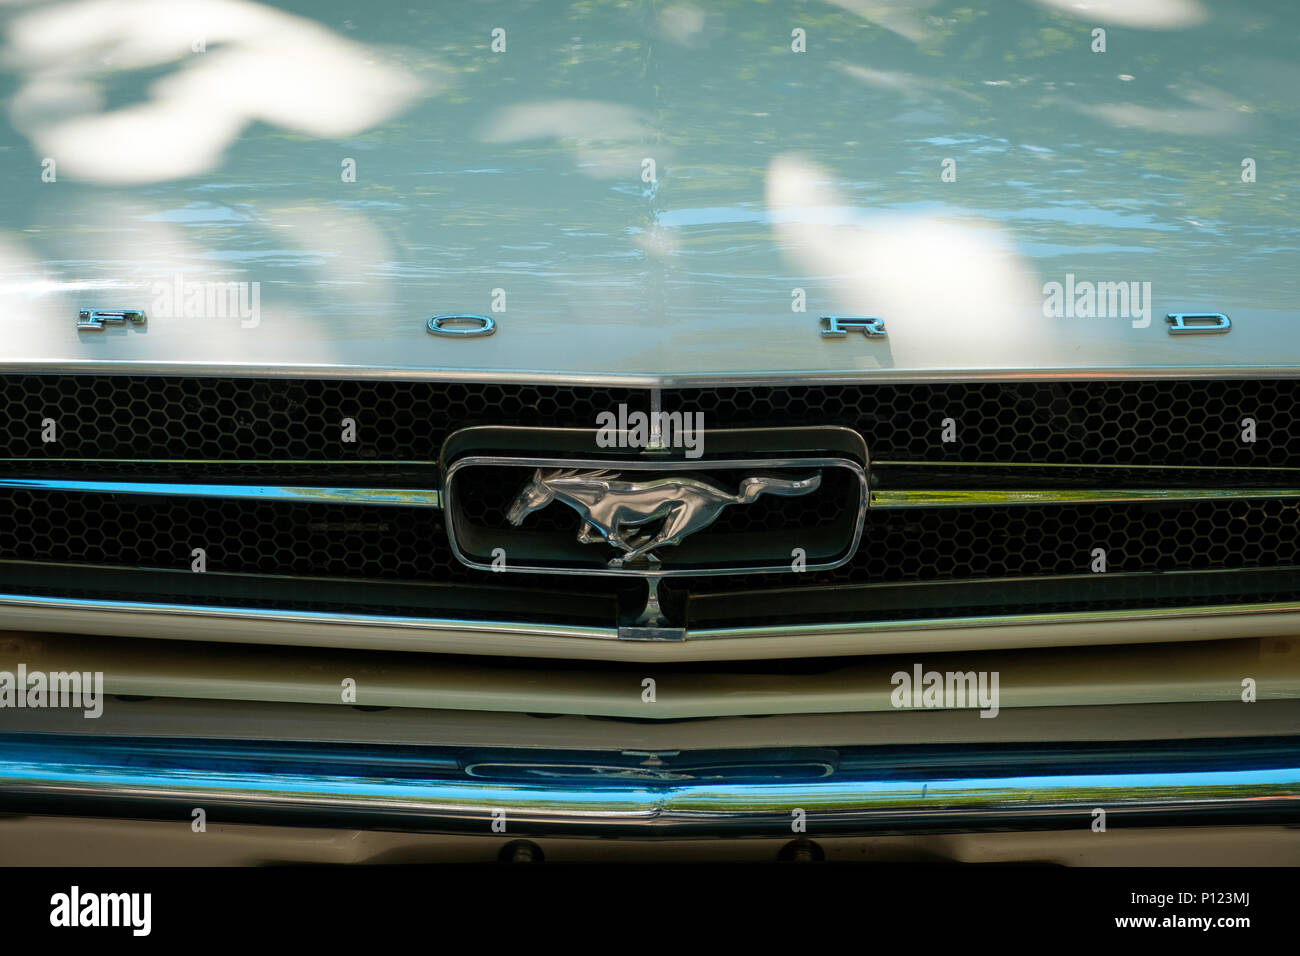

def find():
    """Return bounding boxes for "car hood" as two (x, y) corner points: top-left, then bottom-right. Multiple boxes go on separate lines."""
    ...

(0, 0), (1296, 384)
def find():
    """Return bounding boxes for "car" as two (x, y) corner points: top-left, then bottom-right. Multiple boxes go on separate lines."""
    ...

(0, 0), (1296, 876)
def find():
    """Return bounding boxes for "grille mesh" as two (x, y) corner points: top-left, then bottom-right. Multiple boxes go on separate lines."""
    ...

(4, 376), (1297, 466)
(693, 497), (1300, 592)
(0, 492), (1293, 588)
(2, 376), (640, 460)
(676, 380), (1300, 466)
(2, 375), (1298, 623)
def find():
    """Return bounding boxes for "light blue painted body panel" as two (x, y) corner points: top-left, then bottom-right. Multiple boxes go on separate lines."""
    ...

(0, 0), (1294, 383)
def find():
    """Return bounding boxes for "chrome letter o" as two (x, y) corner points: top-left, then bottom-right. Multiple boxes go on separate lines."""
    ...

(427, 313), (496, 337)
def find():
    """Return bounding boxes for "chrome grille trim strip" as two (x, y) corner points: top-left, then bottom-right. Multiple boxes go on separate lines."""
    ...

(688, 599), (1300, 640)
(1, 591), (1299, 661)
(4, 472), (1296, 514)
(3, 362), (1300, 387)
(0, 477), (441, 509)
(3, 734), (1297, 835)
(870, 487), (1300, 508)
(877, 460), (1300, 472)
(868, 460), (1300, 508)
(0, 592), (617, 640)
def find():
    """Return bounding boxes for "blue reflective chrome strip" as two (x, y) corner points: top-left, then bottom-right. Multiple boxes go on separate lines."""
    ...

(0, 477), (440, 508)
(1, 734), (1297, 835)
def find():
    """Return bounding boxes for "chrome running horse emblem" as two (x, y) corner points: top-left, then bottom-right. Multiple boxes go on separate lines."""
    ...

(506, 469), (822, 567)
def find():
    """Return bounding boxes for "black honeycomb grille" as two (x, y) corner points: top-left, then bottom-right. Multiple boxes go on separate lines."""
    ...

(0, 489), (601, 593)
(676, 380), (1300, 466)
(1, 376), (640, 460)
(691, 496), (1300, 593)
(2, 375), (1299, 622)
(0, 487), (1295, 590)
(3, 376), (1298, 466)
(0, 491), (444, 579)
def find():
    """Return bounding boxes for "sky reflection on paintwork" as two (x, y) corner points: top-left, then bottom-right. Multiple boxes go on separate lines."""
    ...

(0, 0), (1293, 378)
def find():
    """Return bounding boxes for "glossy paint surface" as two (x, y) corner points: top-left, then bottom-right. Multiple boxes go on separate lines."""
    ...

(0, 0), (1295, 382)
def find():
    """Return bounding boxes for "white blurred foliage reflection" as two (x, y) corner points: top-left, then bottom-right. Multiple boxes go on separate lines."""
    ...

(1028, 0), (1207, 30)
(765, 154), (1045, 365)
(480, 99), (660, 180)
(1075, 84), (1248, 137)
(5, 0), (428, 183)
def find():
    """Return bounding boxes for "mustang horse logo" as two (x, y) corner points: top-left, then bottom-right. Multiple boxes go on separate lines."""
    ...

(506, 468), (822, 567)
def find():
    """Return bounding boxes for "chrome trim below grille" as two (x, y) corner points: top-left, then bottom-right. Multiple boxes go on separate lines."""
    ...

(3, 590), (1300, 661)
(3, 734), (1296, 835)
(0, 592), (617, 641)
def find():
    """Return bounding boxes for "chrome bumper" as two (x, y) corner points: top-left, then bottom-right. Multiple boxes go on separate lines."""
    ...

(3, 734), (1299, 835)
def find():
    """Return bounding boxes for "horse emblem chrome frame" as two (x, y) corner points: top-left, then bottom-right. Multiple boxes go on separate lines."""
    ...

(440, 426), (868, 578)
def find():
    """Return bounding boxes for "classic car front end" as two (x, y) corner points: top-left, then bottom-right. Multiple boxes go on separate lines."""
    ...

(0, 0), (1297, 868)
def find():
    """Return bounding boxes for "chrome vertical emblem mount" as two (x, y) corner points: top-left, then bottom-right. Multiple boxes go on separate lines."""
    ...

(821, 315), (887, 338)
(78, 309), (146, 331)
(1166, 312), (1231, 334)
